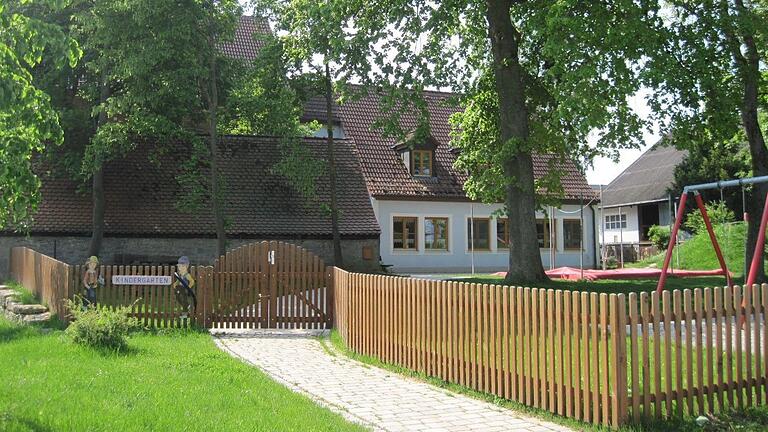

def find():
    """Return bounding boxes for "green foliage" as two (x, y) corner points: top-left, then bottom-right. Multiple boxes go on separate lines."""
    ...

(5, 280), (38, 305)
(648, 225), (671, 250)
(293, 1), (655, 205)
(684, 201), (736, 235)
(671, 137), (752, 215)
(0, 0), (81, 230)
(64, 297), (140, 351)
(641, 1), (767, 148)
(603, 256), (619, 270)
(218, 38), (324, 201)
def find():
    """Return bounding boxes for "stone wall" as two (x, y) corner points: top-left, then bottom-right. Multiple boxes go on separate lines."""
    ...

(0, 235), (381, 279)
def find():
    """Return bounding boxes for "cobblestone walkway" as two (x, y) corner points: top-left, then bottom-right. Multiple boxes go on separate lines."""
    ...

(213, 329), (573, 432)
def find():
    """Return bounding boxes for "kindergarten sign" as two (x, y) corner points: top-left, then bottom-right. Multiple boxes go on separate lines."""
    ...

(111, 275), (172, 285)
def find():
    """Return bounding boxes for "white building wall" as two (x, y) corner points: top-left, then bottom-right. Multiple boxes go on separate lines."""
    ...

(601, 205), (640, 245)
(372, 199), (597, 273)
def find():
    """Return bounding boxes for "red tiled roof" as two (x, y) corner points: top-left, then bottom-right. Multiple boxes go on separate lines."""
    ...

(218, 15), (271, 62)
(314, 87), (596, 201)
(24, 136), (379, 238)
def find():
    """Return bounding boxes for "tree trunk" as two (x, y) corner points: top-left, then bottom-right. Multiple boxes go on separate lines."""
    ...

(87, 72), (110, 257)
(485, 0), (548, 284)
(325, 63), (344, 267)
(739, 21), (767, 283)
(209, 53), (227, 257)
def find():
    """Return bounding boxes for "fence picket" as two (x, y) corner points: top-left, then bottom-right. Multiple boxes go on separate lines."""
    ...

(694, 288), (705, 414)
(629, 292), (639, 422)
(734, 286), (743, 408)
(673, 290), (683, 417)
(745, 285), (753, 407)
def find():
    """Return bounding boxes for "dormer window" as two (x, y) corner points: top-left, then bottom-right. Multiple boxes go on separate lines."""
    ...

(412, 150), (432, 176)
(391, 133), (439, 178)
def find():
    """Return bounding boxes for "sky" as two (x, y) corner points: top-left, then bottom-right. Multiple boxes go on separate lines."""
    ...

(584, 89), (660, 186)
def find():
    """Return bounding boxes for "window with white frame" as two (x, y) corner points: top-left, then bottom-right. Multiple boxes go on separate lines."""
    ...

(604, 214), (627, 230)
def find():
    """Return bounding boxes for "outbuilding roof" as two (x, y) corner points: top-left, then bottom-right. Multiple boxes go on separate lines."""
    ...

(22, 136), (379, 238)
(601, 143), (687, 208)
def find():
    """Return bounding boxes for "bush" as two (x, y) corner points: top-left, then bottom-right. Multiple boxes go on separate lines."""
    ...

(648, 225), (671, 250)
(64, 297), (141, 351)
(684, 200), (735, 234)
(603, 256), (618, 269)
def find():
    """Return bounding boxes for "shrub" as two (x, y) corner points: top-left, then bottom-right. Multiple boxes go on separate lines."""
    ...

(64, 297), (141, 351)
(648, 225), (671, 250)
(684, 200), (735, 234)
(603, 256), (618, 269)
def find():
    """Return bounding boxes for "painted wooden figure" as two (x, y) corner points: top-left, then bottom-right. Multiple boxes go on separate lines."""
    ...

(81, 255), (104, 307)
(172, 256), (197, 318)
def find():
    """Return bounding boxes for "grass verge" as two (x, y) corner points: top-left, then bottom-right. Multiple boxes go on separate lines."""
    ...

(0, 316), (365, 432)
(3, 280), (39, 305)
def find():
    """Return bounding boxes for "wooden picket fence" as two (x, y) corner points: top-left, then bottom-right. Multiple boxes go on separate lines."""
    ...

(333, 268), (768, 427)
(9, 247), (73, 318)
(69, 263), (213, 327)
(8, 244), (332, 329)
(10, 246), (768, 427)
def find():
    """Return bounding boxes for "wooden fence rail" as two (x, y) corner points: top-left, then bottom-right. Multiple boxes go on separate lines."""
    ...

(333, 268), (768, 427)
(9, 247), (73, 318)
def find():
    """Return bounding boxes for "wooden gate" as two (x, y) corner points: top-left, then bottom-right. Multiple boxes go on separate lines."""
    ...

(203, 241), (333, 329)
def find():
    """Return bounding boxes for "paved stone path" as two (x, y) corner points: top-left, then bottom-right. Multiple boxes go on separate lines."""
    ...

(213, 329), (573, 432)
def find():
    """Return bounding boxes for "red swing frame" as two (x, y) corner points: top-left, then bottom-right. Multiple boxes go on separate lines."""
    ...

(656, 177), (768, 294)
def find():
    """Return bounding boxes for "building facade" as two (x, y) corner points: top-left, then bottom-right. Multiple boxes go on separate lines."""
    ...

(305, 87), (600, 274)
(599, 143), (687, 263)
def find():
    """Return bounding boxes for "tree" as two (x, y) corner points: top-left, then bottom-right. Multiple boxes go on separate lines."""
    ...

(641, 1), (767, 280)
(0, 0), (80, 229)
(254, 0), (379, 268)
(30, 0), (242, 257)
(219, 38), (324, 202)
(304, 1), (654, 282)
(671, 137), (751, 216)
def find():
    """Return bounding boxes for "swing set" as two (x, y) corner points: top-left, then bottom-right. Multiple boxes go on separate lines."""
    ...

(657, 175), (768, 293)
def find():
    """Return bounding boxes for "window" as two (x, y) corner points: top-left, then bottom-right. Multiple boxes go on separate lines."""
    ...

(536, 219), (553, 248)
(496, 218), (510, 249)
(563, 219), (582, 250)
(467, 218), (490, 250)
(393, 217), (418, 250)
(425, 217), (449, 250)
(412, 150), (433, 176)
(604, 214), (627, 230)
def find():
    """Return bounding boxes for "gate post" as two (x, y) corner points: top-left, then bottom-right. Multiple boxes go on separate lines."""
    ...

(327, 266), (335, 329)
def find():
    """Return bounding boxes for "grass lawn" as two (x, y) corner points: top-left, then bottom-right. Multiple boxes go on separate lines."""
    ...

(628, 222), (750, 273)
(0, 317), (364, 432)
(449, 275), (730, 296)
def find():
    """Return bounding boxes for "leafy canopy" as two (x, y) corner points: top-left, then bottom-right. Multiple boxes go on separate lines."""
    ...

(285, 1), (659, 205)
(0, 0), (80, 229)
